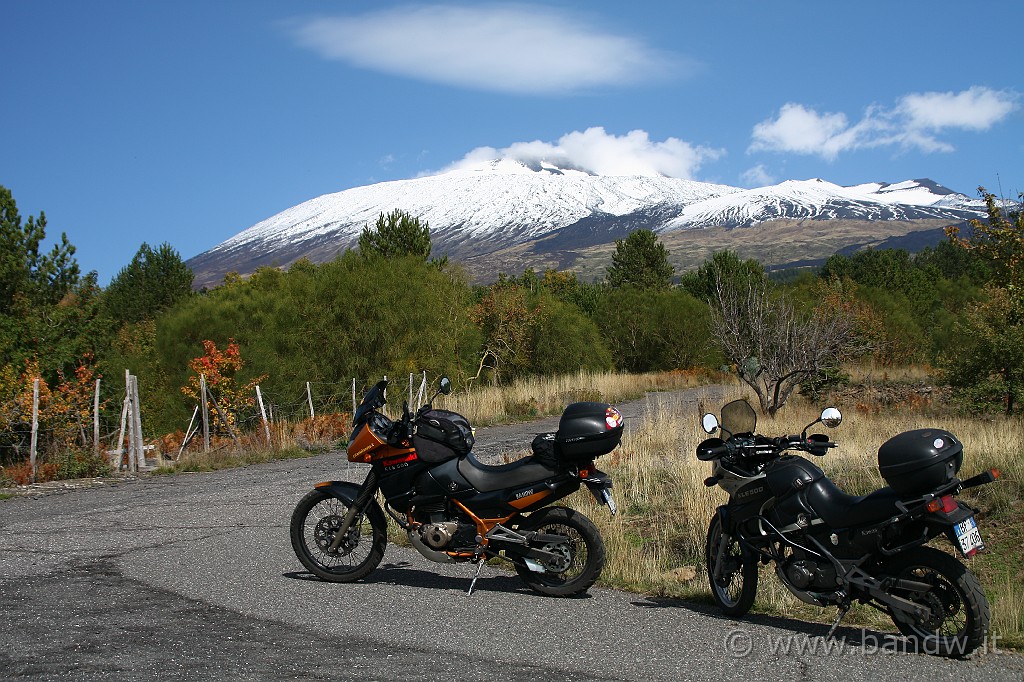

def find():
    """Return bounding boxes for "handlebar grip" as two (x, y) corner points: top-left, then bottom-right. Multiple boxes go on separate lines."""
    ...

(697, 438), (731, 461)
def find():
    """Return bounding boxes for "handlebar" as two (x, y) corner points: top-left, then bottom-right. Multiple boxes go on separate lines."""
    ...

(697, 433), (836, 463)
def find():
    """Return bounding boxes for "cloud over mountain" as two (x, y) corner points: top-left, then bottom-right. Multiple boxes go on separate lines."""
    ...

(287, 4), (684, 94)
(443, 127), (724, 179)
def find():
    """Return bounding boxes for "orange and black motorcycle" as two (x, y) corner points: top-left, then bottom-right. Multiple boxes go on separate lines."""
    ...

(290, 377), (622, 596)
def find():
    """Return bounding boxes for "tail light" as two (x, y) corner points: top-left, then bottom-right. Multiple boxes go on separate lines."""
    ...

(926, 494), (958, 514)
(605, 407), (623, 430)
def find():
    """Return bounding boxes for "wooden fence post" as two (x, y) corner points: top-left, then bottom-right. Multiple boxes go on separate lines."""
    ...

(351, 378), (356, 415)
(30, 378), (39, 484)
(131, 374), (145, 470)
(201, 374), (210, 452)
(124, 370), (136, 472)
(93, 378), (101, 458)
(115, 381), (130, 470)
(179, 405), (199, 460)
(306, 382), (315, 420)
(256, 385), (272, 445)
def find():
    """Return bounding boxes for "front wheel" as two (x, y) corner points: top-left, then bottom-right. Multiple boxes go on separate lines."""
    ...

(513, 506), (605, 597)
(290, 487), (387, 582)
(881, 546), (989, 658)
(705, 511), (758, 616)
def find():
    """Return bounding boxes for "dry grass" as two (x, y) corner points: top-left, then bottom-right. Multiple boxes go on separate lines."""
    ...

(431, 369), (720, 426)
(576, 385), (1024, 646)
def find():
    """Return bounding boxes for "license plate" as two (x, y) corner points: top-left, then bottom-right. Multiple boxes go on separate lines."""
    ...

(954, 516), (985, 557)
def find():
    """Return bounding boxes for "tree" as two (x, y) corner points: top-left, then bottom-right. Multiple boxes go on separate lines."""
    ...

(181, 339), (266, 432)
(680, 250), (765, 301)
(595, 288), (719, 372)
(359, 209), (438, 263)
(469, 285), (540, 384)
(103, 242), (194, 324)
(711, 271), (860, 416)
(944, 286), (1024, 415)
(606, 229), (673, 289)
(946, 187), (1024, 290)
(0, 185), (80, 316)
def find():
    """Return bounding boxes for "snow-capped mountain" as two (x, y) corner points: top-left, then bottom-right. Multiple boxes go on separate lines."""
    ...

(186, 160), (988, 287)
(663, 178), (983, 229)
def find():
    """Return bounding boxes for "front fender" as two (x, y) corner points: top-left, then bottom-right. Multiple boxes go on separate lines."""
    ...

(313, 480), (362, 503)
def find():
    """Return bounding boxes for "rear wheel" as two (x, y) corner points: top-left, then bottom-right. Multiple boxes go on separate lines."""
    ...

(513, 507), (605, 597)
(881, 546), (989, 658)
(705, 512), (758, 616)
(290, 488), (387, 582)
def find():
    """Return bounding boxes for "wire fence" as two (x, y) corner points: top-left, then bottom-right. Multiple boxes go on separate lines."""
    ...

(0, 371), (435, 484)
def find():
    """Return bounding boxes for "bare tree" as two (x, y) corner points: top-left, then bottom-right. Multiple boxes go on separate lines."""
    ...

(711, 273), (860, 416)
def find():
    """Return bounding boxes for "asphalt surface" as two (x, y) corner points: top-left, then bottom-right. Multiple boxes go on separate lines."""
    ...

(2, 388), (1023, 681)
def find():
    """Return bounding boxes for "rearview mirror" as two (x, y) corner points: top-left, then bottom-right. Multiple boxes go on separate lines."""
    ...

(701, 413), (720, 434)
(439, 376), (452, 395)
(820, 407), (842, 428)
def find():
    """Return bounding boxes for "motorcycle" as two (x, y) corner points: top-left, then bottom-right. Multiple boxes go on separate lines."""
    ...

(290, 376), (622, 597)
(698, 399), (1000, 657)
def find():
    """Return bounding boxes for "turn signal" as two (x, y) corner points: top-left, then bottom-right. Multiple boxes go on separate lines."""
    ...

(926, 499), (942, 513)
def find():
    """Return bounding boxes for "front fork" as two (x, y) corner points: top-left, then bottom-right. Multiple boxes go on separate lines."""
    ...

(327, 468), (379, 552)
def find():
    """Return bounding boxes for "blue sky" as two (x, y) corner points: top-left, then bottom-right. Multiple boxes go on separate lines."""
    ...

(3, 1), (1021, 285)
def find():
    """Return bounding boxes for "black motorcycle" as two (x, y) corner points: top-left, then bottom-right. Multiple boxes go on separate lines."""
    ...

(698, 399), (1000, 657)
(290, 377), (621, 596)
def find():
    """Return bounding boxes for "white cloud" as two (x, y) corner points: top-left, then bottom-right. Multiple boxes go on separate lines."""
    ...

(740, 164), (775, 187)
(898, 86), (1018, 131)
(444, 127), (724, 178)
(749, 87), (1018, 160)
(287, 4), (684, 94)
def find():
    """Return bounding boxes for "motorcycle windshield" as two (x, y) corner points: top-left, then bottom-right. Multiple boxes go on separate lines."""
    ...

(720, 399), (756, 438)
(353, 379), (388, 426)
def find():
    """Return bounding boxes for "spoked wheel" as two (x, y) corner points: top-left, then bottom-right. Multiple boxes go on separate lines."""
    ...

(705, 512), (758, 616)
(290, 488), (387, 582)
(513, 507), (605, 597)
(882, 547), (989, 658)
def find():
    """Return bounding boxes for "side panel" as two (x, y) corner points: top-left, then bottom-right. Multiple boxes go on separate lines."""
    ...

(727, 476), (773, 524)
(377, 457), (430, 512)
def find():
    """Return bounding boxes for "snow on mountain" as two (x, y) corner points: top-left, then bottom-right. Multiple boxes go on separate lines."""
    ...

(207, 159), (738, 258)
(187, 161), (987, 286)
(662, 178), (983, 229)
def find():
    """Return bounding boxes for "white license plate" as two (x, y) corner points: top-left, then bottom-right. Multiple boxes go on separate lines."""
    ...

(955, 516), (985, 556)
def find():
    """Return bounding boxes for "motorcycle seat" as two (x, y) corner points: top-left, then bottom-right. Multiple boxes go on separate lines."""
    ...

(806, 477), (903, 528)
(457, 453), (559, 493)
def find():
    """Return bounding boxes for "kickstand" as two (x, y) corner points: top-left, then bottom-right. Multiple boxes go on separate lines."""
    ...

(825, 605), (850, 640)
(467, 557), (485, 597)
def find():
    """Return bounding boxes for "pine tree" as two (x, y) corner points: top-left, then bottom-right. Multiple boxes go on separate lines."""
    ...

(358, 209), (434, 261)
(0, 185), (80, 315)
(606, 229), (673, 290)
(103, 242), (194, 324)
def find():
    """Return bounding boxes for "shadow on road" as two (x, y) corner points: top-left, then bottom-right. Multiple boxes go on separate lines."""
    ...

(282, 563), (596, 598)
(631, 594), (895, 645)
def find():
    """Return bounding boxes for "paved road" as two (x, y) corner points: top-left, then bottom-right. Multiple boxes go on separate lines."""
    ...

(2, 388), (1022, 681)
